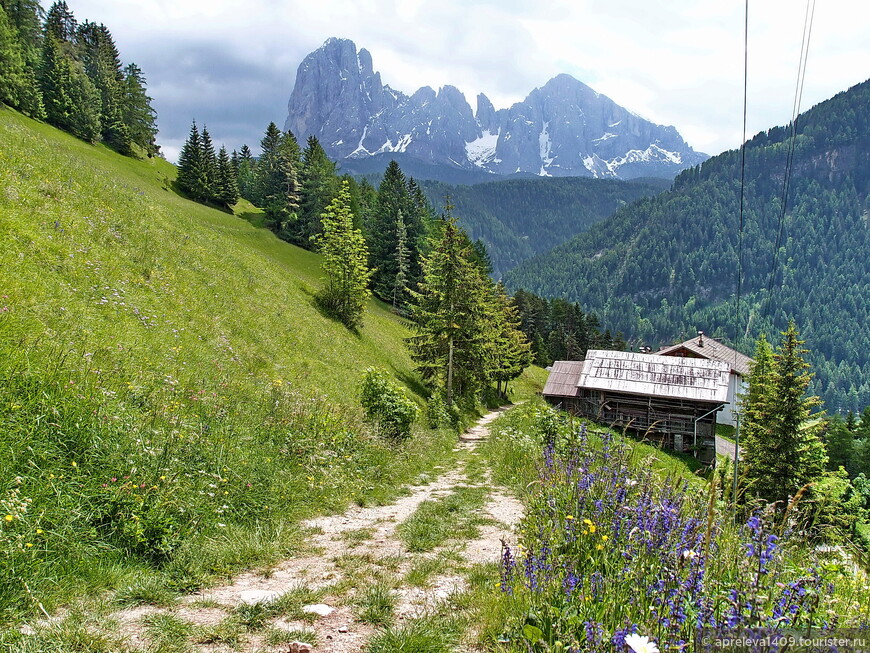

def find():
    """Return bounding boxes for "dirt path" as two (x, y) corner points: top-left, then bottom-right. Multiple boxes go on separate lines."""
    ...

(107, 406), (522, 652)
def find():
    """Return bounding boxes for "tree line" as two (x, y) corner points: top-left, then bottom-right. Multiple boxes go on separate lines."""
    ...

(0, 1), (158, 156)
(511, 289), (626, 366)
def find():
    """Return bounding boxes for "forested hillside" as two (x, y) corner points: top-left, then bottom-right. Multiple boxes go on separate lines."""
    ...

(419, 176), (667, 275)
(506, 79), (870, 411)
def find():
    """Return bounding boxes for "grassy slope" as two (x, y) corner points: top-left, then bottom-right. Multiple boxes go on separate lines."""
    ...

(0, 107), (420, 406)
(0, 107), (546, 624)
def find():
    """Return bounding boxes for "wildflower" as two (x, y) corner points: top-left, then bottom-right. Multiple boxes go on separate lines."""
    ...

(36, 529), (43, 534)
(4, 515), (13, 522)
(71, 461), (77, 468)
(566, 515), (574, 520)
(25, 543), (33, 548)
(625, 633), (660, 653)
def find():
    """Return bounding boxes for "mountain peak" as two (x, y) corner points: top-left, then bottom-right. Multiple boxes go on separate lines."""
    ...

(285, 39), (707, 181)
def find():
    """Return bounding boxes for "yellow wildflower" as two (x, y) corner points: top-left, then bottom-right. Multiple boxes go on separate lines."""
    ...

(4, 515), (13, 522)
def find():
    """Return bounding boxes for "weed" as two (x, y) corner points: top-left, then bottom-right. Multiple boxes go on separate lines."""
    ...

(341, 527), (376, 547)
(398, 486), (492, 552)
(264, 626), (317, 646)
(142, 613), (194, 653)
(365, 616), (454, 653)
(354, 581), (396, 626)
(403, 556), (447, 587)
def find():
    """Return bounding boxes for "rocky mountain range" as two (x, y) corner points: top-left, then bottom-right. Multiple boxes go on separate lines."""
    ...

(284, 38), (708, 181)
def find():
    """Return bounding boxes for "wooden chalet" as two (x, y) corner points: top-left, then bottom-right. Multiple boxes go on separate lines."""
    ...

(656, 331), (754, 427)
(543, 350), (730, 465)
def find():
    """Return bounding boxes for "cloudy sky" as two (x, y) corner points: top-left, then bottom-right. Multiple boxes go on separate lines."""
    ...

(52, 0), (870, 163)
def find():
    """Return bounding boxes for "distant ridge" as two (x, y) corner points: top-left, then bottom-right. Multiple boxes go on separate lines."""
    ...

(285, 38), (708, 183)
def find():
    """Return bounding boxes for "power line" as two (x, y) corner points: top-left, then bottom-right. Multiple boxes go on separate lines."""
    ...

(732, 0), (749, 521)
(733, 0), (749, 349)
(762, 0), (816, 318)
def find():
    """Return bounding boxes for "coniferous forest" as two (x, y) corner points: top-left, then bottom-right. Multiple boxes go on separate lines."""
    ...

(506, 79), (870, 412)
(0, 1), (158, 156)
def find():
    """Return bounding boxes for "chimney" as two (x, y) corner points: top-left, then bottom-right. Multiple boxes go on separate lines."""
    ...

(698, 330), (704, 347)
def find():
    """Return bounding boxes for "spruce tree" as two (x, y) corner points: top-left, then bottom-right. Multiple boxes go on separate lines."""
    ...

(38, 32), (100, 142)
(314, 180), (372, 329)
(741, 323), (828, 508)
(488, 282), (532, 397)
(199, 125), (218, 201)
(299, 135), (337, 243)
(120, 63), (158, 154)
(407, 216), (491, 405)
(176, 121), (207, 201)
(368, 160), (410, 300)
(0, 5), (28, 108)
(255, 123), (301, 236)
(43, 0), (75, 44)
(215, 145), (239, 209)
(2, 0), (44, 119)
(236, 144), (257, 201)
(78, 21), (129, 152)
(391, 210), (410, 309)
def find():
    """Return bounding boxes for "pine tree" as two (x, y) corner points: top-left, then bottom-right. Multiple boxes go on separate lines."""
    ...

(200, 125), (218, 202)
(120, 63), (158, 155)
(407, 216), (491, 405)
(368, 160), (410, 300)
(176, 121), (207, 201)
(391, 210), (409, 309)
(215, 145), (239, 209)
(78, 21), (129, 152)
(741, 323), (828, 508)
(299, 135), (337, 243)
(236, 144), (257, 201)
(255, 123), (301, 236)
(314, 180), (372, 329)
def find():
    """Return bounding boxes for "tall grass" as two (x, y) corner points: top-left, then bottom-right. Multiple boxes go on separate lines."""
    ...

(480, 404), (870, 651)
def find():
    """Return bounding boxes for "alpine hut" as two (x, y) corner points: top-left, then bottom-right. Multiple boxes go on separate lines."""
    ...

(655, 331), (754, 427)
(542, 350), (730, 465)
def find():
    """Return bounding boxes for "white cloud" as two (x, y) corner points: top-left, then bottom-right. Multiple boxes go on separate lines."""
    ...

(56, 0), (870, 158)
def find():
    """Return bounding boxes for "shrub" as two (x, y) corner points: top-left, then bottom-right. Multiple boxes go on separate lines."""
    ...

(424, 394), (456, 430)
(359, 368), (418, 440)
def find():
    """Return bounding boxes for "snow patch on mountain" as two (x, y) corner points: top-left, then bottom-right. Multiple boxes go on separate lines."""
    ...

(465, 130), (499, 167)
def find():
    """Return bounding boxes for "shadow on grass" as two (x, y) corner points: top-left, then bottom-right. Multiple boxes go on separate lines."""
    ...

(238, 211), (267, 228)
(394, 370), (429, 399)
(167, 180), (235, 214)
(310, 294), (363, 337)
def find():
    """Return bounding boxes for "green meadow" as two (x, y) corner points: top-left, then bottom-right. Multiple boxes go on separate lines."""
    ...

(0, 106), (544, 627)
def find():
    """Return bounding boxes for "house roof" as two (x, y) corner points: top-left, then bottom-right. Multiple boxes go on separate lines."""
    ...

(542, 360), (585, 397)
(577, 349), (730, 404)
(656, 334), (754, 377)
